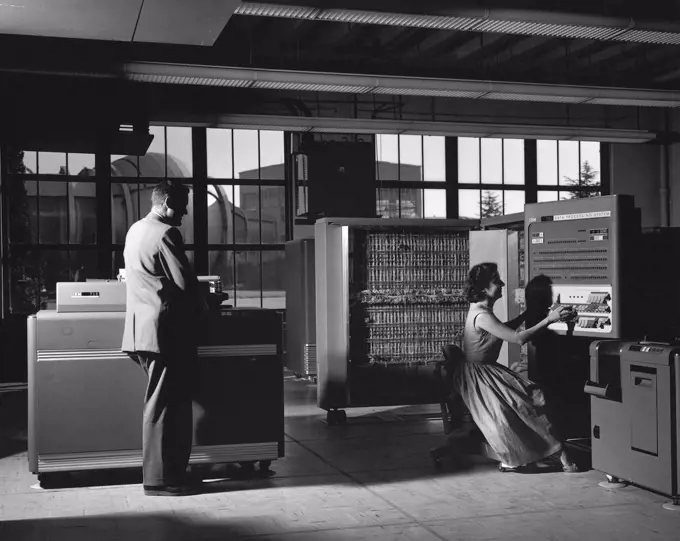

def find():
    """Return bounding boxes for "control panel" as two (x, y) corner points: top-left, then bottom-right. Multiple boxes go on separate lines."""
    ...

(548, 285), (613, 334)
(525, 195), (636, 339)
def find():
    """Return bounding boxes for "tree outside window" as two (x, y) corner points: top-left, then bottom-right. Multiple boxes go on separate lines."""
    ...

(563, 160), (599, 199)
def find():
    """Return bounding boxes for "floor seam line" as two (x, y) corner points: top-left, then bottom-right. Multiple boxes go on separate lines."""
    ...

(287, 433), (449, 541)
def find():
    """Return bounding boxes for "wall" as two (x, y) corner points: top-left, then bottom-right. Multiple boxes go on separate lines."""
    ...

(609, 143), (661, 228)
(670, 144), (680, 227)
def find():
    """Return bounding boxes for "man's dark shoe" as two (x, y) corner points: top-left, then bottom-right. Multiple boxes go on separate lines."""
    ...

(143, 484), (198, 497)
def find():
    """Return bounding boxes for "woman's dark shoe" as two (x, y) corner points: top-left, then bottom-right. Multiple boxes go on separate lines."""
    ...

(143, 484), (198, 497)
(430, 449), (443, 470)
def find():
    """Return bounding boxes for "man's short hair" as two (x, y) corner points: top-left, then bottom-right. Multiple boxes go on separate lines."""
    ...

(151, 180), (189, 208)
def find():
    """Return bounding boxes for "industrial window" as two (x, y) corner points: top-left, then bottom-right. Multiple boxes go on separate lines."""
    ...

(4, 127), (289, 315)
(206, 128), (286, 309)
(457, 138), (526, 219)
(375, 134), (447, 218)
(4, 150), (100, 314)
(537, 141), (601, 200)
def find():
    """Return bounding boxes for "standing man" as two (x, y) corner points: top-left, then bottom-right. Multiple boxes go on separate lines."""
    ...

(122, 180), (205, 497)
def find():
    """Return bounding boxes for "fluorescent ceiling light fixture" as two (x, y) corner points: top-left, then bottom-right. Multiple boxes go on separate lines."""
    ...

(233, 2), (680, 46)
(124, 62), (680, 109)
(199, 114), (655, 143)
(583, 97), (680, 107)
(480, 92), (587, 104)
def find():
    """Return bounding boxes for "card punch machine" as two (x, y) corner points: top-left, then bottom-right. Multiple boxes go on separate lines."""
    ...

(586, 340), (680, 510)
(27, 279), (284, 483)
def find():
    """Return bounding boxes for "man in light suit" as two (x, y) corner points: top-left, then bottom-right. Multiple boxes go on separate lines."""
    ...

(122, 180), (205, 497)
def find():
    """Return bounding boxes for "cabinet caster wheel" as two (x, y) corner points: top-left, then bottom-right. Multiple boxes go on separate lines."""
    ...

(337, 410), (347, 425)
(663, 498), (680, 511)
(599, 474), (628, 490)
(259, 460), (272, 471)
(326, 410), (337, 426)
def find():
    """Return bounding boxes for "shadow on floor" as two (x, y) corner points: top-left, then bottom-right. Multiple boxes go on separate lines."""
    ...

(0, 511), (289, 541)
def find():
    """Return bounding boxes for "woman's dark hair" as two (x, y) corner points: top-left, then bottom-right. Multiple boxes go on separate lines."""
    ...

(466, 262), (499, 302)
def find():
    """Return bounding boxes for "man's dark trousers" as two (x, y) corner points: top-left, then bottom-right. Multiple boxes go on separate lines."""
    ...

(132, 352), (193, 487)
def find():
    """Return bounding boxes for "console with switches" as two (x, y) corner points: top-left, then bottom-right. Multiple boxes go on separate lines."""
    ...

(548, 286), (613, 334)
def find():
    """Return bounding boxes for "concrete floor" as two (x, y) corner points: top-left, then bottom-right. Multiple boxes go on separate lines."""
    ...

(1, 374), (679, 540)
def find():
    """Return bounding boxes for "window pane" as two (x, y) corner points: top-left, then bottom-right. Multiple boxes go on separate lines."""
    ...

(560, 191), (574, 201)
(537, 140), (558, 186)
(458, 138), (480, 184)
(260, 186), (286, 244)
(376, 134), (399, 180)
(236, 251), (262, 308)
(234, 130), (259, 180)
(400, 188), (421, 218)
(208, 250), (236, 305)
(39, 152), (67, 175)
(207, 128), (234, 179)
(503, 139), (524, 185)
(147, 126), (166, 177)
(558, 141), (579, 187)
(481, 189), (503, 218)
(424, 189), (446, 218)
(580, 142), (601, 189)
(8, 179), (37, 243)
(68, 153), (95, 176)
(166, 127), (193, 177)
(459, 189), (480, 219)
(70, 182), (97, 244)
(38, 182), (68, 243)
(481, 139), (502, 184)
(537, 191), (559, 202)
(112, 182), (136, 244)
(504, 191), (525, 215)
(240, 185), (261, 243)
(423, 136), (445, 182)
(9, 151), (37, 174)
(399, 135), (423, 175)
(259, 131), (285, 176)
(111, 155), (140, 178)
(376, 187), (400, 218)
(207, 185), (252, 244)
(9, 180), (97, 245)
(262, 251), (286, 309)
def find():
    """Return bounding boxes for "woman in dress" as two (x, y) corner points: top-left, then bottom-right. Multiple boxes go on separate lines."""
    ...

(454, 262), (579, 473)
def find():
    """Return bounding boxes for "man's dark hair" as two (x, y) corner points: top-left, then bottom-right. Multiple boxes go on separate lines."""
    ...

(151, 180), (189, 208)
(465, 262), (499, 303)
